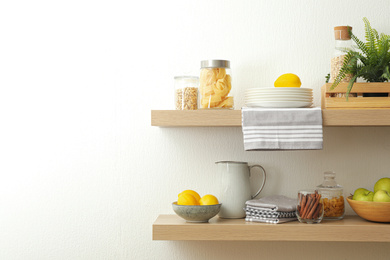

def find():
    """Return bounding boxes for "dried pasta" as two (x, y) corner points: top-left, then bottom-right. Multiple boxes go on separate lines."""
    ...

(199, 68), (233, 109)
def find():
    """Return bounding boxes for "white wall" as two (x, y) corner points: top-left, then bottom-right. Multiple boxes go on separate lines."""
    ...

(1, 0), (390, 259)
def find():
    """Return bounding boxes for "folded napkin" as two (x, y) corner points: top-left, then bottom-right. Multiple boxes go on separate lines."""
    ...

(245, 195), (297, 224)
(242, 107), (323, 151)
(245, 195), (297, 211)
(245, 216), (297, 224)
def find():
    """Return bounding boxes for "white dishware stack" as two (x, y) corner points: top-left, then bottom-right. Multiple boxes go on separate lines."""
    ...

(244, 88), (313, 108)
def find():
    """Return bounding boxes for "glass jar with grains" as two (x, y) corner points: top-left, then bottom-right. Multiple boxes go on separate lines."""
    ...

(174, 76), (199, 110)
(199, 60), (234, 109)
(330, 26), (356, 97)
(317, 171), (345, 220)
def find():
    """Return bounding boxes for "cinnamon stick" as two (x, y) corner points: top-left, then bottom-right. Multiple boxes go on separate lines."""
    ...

(306, 194), (320, 219)
(299, 194), (307, 216)
(301, 194), (314, 219)
(313, 201), (323, 219)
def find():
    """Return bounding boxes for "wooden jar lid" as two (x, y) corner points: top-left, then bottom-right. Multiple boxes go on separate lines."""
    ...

(334, 26), (352, 40)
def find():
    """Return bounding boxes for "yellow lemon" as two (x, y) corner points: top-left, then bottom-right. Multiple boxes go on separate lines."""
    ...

(179, 190), (201, 202)
(177, 193), (199, 205)
(274, 73), (301, 88)
(199, 194), (219, 205)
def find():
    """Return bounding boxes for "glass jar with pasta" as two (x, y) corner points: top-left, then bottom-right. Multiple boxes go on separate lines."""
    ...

(199, 60), (234, 109)
(317, 171), (345, 220)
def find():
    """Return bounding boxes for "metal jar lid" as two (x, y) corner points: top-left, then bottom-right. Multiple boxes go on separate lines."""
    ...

(174, 76), (199, 80)
(201, 60), (230, 69)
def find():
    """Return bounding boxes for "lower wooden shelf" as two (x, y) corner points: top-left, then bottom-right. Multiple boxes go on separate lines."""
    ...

(153, 214), (390, 242)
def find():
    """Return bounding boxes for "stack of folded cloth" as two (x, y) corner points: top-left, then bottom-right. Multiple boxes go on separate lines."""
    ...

(245, 195), (297, 224)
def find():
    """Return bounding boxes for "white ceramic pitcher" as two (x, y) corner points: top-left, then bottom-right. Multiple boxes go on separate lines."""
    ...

(216, 161), (266, 219)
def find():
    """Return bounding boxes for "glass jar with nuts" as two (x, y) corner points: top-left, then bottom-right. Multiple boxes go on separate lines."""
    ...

(174, 76), (199, 110)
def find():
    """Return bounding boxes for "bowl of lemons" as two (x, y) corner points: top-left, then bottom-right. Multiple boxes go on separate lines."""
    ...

(172, 190), (222, 222)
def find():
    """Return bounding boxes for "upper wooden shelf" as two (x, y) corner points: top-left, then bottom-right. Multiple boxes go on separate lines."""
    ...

(151, 110), (241, 127)
(151, 109), (390, 127)
(153, 214), (390, 242)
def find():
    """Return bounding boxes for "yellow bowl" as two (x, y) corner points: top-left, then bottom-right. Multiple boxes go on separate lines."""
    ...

(346, 195), (390, 222)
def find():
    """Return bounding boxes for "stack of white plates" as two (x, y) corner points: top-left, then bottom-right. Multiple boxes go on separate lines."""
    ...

(245, 88), (313, 108)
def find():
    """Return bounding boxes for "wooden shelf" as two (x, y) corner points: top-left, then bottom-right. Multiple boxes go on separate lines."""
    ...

(153, 214), (390, 242)
(322, 108), (390, 126)
(151, 109), (390, 127)
(151, 110), (242, 127)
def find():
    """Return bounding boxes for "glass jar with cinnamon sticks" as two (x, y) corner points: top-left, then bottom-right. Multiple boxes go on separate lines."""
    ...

(296, 189), (324, 224)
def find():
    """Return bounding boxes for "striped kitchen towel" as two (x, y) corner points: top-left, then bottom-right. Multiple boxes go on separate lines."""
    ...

(245, 216), (297, 224)
(242, 107), (323, 150)
(245, 206), (296, 218)
(245, 195), (297, 212)
(245, 195), (298, 224)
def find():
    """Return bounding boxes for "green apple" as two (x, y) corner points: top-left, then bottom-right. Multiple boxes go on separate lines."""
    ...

(353, 190), (374, 201)
(352, 188), (369, 200)
(374, 177), (390, 193)
(373, 190), (390, 202)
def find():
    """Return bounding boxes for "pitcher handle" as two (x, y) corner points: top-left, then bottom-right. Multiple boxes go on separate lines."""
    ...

(249, 165), (266, 199)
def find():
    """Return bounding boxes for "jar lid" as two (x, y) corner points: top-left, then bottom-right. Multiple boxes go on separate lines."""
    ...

(174, 76), (199, 80)
(201, 60), (230, 69)
(334, 26), (352, 40)
(317, 171), (343, 188)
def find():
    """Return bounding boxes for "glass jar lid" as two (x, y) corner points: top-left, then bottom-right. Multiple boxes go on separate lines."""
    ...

(201, 60), (230, 69)
(317, 171), (343, 189)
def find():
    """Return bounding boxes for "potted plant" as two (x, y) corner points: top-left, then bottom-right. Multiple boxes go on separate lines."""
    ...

(330, 17), (390, 99)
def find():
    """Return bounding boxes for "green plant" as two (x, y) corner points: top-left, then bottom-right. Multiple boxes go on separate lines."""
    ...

(331, 17), (390, 98)
(325, 73), (330, 83)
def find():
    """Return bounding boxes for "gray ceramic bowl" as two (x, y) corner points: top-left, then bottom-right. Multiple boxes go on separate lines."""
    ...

(172, 202), (222, 222)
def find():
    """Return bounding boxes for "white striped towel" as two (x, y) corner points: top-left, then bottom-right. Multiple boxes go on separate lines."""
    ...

(242, 107), (323, 150)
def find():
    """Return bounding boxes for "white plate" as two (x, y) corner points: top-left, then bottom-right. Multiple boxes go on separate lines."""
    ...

(246, 89), (312, 94)
(245, 91), (313, 95)
(245, 90), (313, 95)
(245, 101), (312, 108)
(245, 93), (313, 98)
(245, 97), (313, 102)
(246, 87), (313, 92)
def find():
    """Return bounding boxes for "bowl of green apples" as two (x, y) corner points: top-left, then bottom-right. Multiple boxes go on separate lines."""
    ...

(347, 178), (390, 222)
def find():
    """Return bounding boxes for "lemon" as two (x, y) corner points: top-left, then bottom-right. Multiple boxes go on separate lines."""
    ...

(199, 194), (219, 205)
(274, 73), (301, 88)
(177, 193), (199, 205)
(179, 190), (201, 202)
